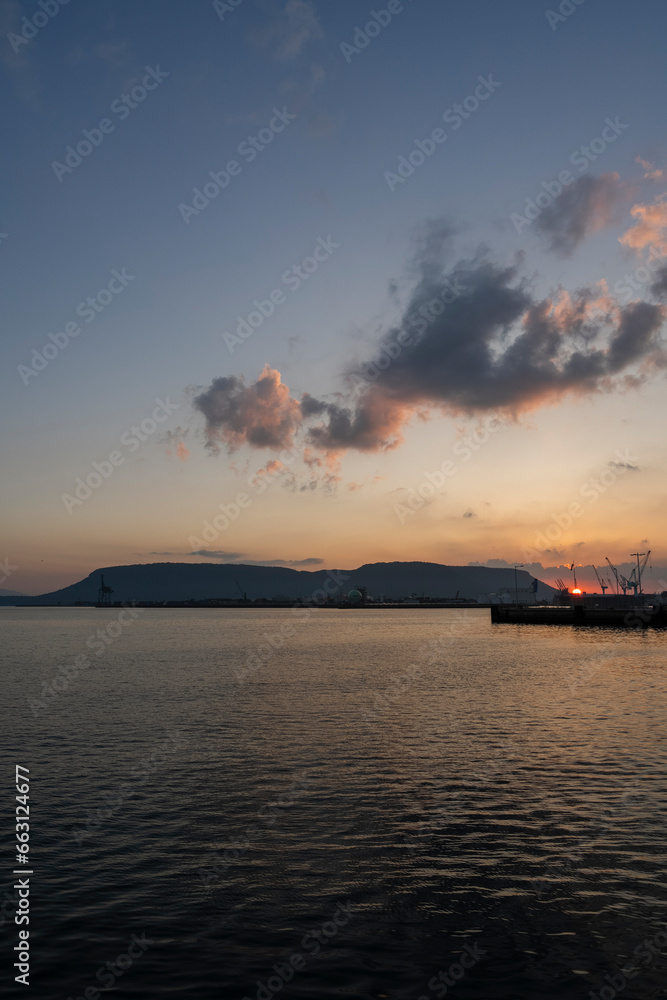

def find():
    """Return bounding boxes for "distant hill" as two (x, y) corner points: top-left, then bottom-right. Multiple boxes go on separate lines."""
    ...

(0, 561), (555, 605)
(0, 588), (25, 597)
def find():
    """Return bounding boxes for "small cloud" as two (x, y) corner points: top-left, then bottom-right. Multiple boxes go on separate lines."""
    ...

(307, 110), (342, 138)
(249, 0), (324, 61)
(468, 559), (510, 567)
(190, 550), (245, 560)
(283, 557), (323, 566)
(619, 193), (667, 254)
(193, 366), (302, 454)
(463, 508), (477, 518)
(609, 460), (640, 472)
(534, 173), (633, 256)
(636, 156), (665, 181)
(165, 429), (190, 462)
(188, 551), (323, 567)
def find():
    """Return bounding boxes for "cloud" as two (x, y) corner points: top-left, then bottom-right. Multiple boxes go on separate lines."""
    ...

(650, 266), (667, 300)
(165, 431), (190, 461)
(278, 557), (323, 566)
(463, 508), (477, 518)
(191, 551), (323, 567)
(636, 157), (664, 181)
(609, 459), (639, 472)
(619, 194), (667, 253)
(250, 0), (324, 61)
(534, 173), (632, 256)
(189, 550), (245, 560)
(617, 190), (667, 299)
(193, 365), (302, 453)
(305, 392), (413, 453)
(301, 250), (664, 453)
(192, 218), (666, 462)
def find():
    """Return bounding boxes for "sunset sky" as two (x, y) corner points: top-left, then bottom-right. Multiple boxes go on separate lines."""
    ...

(2, 0), (667, 595)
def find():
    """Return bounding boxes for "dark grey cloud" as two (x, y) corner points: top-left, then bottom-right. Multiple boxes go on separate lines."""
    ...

(533, 173), (631, 256)
(304, 237), (665, 451)
(650, 265), (667, 299)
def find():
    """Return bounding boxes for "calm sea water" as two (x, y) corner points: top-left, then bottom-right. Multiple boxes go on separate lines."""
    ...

(2, 607), (667, 1000)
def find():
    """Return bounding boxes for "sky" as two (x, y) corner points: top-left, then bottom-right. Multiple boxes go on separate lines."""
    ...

(2, 0), (667, 596)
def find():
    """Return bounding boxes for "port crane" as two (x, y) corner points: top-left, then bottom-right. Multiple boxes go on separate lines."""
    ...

(591, 566), (610, 595)
(97, 574), (113, 606)
(630, 550), (651, 595)
(605, 552), (651, 597)
(569, 563), (579, 592)
(605, 557), (625, 596)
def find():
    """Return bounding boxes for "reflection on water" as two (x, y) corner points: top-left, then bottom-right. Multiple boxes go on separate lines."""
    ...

(3, 608), (667, 999)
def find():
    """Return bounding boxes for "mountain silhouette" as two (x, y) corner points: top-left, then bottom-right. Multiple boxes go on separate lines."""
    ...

(0, 561), (555, 604)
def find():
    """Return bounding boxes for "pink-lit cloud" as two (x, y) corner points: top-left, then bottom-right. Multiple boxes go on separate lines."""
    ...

(619, 195), (667, 252)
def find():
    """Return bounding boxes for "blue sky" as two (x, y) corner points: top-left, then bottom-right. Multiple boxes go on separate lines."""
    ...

(2, 0), (667, 593)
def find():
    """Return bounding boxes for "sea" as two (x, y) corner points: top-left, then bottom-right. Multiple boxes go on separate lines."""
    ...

(2, 607), (667, 1000)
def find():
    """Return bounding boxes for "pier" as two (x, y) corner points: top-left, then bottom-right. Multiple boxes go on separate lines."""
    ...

(490, 603), (667, 628)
